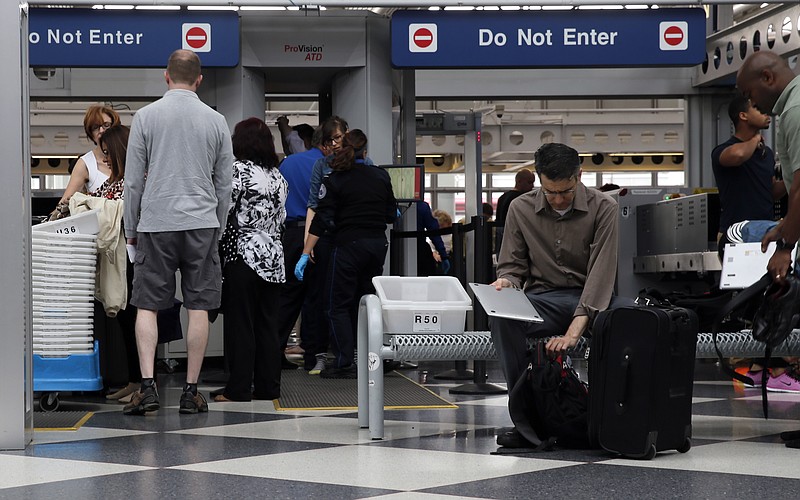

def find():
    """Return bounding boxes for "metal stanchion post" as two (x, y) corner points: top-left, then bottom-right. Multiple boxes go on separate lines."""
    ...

(450, 216), (506, 395)
(433, 221), (474, 380)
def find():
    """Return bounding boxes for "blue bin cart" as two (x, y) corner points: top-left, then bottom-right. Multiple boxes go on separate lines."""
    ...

(33, 340), (103, 411)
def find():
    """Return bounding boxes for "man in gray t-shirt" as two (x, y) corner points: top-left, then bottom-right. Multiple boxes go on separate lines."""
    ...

(122, 49), (233, 416)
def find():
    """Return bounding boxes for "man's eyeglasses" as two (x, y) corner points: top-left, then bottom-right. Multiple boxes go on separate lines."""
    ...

(541, 187), (576, 198)
(91, 122), (112, 132)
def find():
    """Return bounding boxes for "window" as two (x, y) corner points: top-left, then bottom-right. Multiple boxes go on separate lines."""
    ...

(602, 172), (652, 187)
(581, 172), (597, 187)
(45, 175), (70, 190)
(657, 171), (685, 187)
(489, 173), (516, 189)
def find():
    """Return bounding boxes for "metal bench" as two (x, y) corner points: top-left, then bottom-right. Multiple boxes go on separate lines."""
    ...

(356, 294), (800, 439)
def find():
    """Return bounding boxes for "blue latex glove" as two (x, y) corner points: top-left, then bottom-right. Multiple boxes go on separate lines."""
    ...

(295, 254), (310, 281)
(441, 258), (451, 275)
(396, 208), (402, 218)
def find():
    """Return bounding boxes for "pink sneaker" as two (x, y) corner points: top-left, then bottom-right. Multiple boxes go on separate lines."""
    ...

(766, 371), (800, 393)
(744, 370), (764, 388)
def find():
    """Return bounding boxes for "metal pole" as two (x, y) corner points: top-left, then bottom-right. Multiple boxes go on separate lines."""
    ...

(433, 221), (473, 380)
(450, 215), (505, 395)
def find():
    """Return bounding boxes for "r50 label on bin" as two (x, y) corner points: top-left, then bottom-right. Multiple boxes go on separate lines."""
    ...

(413, 311), (442, 333)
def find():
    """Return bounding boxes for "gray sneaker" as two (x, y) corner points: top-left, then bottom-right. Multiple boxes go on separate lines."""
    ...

(309, 354), (327, 375)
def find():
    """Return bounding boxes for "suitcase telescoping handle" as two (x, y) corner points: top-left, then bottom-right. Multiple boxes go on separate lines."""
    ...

(615, 351), (631, 415)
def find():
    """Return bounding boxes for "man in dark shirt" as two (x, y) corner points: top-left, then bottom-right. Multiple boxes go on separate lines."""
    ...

(495, 169), (535, 254)
(712, 94), (784, 239)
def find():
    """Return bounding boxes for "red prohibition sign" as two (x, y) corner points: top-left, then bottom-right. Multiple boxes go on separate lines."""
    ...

(185, 27), (208, 49)
(413, 27), (434, 49)
(663, 25), (684, 47)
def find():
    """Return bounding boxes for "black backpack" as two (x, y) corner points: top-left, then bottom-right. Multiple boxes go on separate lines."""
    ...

(712, 271), (800, 418)
(504, 341), (591, 451)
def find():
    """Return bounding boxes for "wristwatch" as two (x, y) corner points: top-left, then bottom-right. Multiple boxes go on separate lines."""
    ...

(776, 238), (795, 251)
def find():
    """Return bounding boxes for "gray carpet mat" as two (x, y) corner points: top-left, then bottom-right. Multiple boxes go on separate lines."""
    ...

(276, 370), (457, 410)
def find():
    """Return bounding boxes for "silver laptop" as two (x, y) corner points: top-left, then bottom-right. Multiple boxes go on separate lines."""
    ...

(719, 242), (794, 289)
(469, 283), (544, 323)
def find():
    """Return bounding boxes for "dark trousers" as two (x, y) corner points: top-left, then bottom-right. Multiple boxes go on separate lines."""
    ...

(276, 225), (307, 350)
(325, 237), (388, 369)
(490, 288), (634, 394)
(116, 258), (140, 382)
(221, 259), (282, 401)
(417, 238), (438, 277)
(302, 236), (333, 369)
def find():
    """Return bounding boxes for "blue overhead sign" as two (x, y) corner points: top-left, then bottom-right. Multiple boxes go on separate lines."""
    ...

(29, 9), (239, 68)
(391, 8), (705, 68)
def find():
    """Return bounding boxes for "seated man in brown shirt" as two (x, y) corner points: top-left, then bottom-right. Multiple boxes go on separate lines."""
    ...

(491, 142), (632, 448)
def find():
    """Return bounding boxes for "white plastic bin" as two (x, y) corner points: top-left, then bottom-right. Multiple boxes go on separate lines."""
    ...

(372, 276), (471, 334)
(32, 209), (101, 235)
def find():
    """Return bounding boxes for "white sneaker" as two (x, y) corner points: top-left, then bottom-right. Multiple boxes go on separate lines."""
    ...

(309, 354), (326, 375)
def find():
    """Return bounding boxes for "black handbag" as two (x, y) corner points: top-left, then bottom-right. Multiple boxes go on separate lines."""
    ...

(219, 190), (245, 268)
(712, 268), (800, 418)
(210, 191), (244, 324)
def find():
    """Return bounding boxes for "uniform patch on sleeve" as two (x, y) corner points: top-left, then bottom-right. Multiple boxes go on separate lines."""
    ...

(318, 184), (327, 199)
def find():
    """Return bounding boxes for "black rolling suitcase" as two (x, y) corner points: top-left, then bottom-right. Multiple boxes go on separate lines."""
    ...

(589, 305), (698, 459)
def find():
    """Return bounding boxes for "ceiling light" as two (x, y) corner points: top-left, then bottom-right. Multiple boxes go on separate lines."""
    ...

(135, 5), (180, 10)
(240, 6), (286, 10)
(103, 5), (134, 10)
(187, 6), (239, 11)
(32, 155), (80, 159)
(609, 152), (683, 157)
(577, 5), (624, 10)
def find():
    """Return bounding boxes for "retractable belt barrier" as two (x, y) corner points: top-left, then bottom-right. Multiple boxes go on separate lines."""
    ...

(356, 293), (800, 439)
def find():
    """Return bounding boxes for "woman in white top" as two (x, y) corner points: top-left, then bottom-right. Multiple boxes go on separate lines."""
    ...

(55, 105), (121, 207)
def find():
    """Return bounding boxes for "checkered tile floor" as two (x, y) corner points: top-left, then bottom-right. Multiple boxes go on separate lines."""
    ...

(2, 360), (799, 499)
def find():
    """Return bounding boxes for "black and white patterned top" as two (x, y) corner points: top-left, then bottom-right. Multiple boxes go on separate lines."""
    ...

(227, 159), (288, 283)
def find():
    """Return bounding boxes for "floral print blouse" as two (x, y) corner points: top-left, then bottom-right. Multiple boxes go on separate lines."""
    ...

(227, 159), (288, 283)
